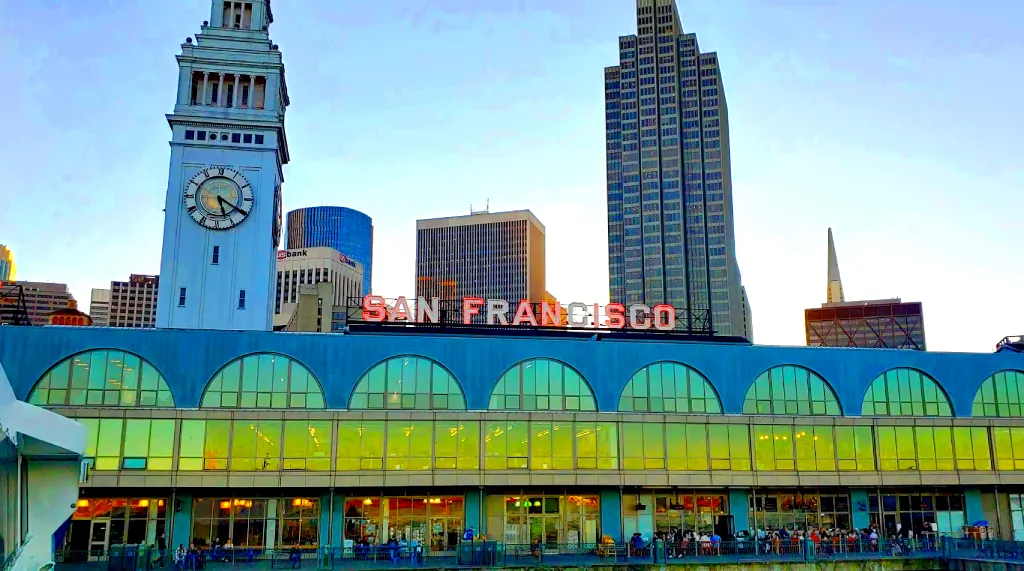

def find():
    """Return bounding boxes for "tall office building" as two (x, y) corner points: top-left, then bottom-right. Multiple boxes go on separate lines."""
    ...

(605, 0), (749, 338)
(0, 282), (75, 326)
(109, 275), (159, 328)
(415, 210), (547, 303)
(89, 288), (111, 327)
(287, 206), (373, 294)
(273, 247), (363, 329)
(0, 245), (14, 282)
(805, 229), (927, 350)
(156, 0), (289, 331)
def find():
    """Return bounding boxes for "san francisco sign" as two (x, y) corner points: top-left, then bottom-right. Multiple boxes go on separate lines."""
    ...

(359, 295), (678, 331)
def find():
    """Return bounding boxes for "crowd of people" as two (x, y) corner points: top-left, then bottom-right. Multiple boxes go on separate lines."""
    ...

(631, 525), (932, 558)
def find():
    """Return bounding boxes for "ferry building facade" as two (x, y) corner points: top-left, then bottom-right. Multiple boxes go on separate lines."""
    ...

(1, 324), (1023, 554)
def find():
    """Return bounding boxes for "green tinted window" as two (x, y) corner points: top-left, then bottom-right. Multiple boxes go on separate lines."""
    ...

(862, 368), (952, 416)
(835, 426), (875, 471)
(434, 420), (480, 470)
(622, 422), (665, 470)
(121, 418), (175, 470)
(877, 426), (918, 470)
(283, 420), (333, 471)
(575, 422), (618, 470)
(953, 426), (991, 470)
(742, 366), (840, 415)
(666, 424), (709, 470)
(488, 359), (596, 411)
(386, 421), (432, 470)
(200, 353), (325, 409)
(350, 356), (465, 410)
(708, 424), (751, 471)
(336, 420), (384, 470)
(753, 425), (795, 471)
(619, 362), (721, 413)
(28, 350), (174, 407)
(972, 370), (1024, 417)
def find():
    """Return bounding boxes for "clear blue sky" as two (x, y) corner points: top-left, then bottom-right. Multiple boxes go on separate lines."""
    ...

(0, 0), (1021, 352)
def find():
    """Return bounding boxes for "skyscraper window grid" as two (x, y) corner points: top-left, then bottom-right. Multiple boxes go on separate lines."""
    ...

(605, 0), (749, 339)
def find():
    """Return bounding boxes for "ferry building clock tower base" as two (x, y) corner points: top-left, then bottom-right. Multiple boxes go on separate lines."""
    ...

(156, 0), (289, 331)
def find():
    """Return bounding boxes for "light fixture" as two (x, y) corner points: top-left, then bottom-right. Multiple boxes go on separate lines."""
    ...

(138, 500), (150, 508)
(219, 501), (231, 510)
(363, 498), (373, 505)
(77, 499), (90, 508)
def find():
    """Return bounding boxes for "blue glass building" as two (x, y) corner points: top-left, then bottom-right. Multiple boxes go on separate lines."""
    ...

(287, 206), (373, 294)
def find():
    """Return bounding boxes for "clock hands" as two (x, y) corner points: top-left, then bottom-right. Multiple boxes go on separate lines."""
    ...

(216, 195), (241, 216)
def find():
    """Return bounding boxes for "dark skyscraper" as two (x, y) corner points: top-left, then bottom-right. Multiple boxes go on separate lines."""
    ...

(605, 0), (750, 339)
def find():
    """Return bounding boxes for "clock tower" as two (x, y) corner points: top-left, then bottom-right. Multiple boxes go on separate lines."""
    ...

(156, 0), (289, 331)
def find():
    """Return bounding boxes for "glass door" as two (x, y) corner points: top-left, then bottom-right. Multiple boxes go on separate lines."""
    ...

(543, 515), (561, 551)
(89, 520), (110, 561)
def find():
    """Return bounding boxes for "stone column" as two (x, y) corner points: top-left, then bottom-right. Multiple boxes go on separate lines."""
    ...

(247, 75), (256, 108)
(217, 73), (225, 106)
(232, 74), (240, 108)
(227, 1), (235, 28)
(201, 72), (209, 105)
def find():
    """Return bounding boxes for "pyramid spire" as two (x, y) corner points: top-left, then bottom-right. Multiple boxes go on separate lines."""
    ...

(826, 228), (844, 303)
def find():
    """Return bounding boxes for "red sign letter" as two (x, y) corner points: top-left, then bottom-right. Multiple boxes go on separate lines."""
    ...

(605, 303), (626, 328)
(540, 301), (562, 326)
(362, 295), (386, 322)
(512, 300), (538, 326)
(463, 297), (484, 324)
(652, 304), (676, 331)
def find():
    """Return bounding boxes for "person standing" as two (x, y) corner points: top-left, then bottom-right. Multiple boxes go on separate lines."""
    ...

(157, 534), (167, 567)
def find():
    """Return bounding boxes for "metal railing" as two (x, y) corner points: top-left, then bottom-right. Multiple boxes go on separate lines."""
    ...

(56, 537), (1024, 570)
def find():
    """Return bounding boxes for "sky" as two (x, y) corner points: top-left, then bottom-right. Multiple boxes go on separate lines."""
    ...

(0, 0), (1021, 352)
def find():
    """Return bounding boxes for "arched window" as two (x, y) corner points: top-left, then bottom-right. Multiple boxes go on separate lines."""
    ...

(27, 349), (174, 407)
(200, 353), (325, 408)
(349, 355), (466, 410)
(619, 362), (721, 413)
(862, 368), (952, 416)
(972, 370), (1024, 417)
(742, 365), (841, 415)
(488, 358), (596, 411)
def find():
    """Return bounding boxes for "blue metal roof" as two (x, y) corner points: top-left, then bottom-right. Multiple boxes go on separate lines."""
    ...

(0, 325), (1021, 414)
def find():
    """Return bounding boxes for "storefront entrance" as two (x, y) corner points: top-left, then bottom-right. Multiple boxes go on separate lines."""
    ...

(343, 495), (463, 552)
(64, 498), (167, 559)
(487, 494), (599, 547)
(88, 520), (110, 560)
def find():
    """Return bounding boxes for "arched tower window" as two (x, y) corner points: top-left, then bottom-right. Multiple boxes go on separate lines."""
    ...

(27, 349), (174, 407)
(742, 365), (841, 415)
(972, 370), (1024, 417)
(619, 361), (721, 413)
(349, 355), (466, 410)
(862, 368), (952, 416)
(200, 353), (325, 408)
(488, 358), (596, 411)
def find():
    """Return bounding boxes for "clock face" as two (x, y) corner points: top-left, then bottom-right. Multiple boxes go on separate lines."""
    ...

(183, 167), (254, 230)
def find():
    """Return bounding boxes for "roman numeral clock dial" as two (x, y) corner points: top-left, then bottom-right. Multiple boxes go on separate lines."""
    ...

(183, 167), (254, 230)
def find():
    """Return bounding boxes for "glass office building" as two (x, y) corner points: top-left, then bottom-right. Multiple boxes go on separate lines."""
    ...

(605, 0), (749, 339)
(287, 207), (373, 295)
(2, 324), (1024, 556)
